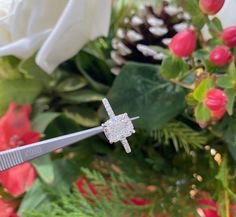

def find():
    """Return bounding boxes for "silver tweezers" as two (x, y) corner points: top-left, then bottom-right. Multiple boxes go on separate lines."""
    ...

(0, 98), (139, 172)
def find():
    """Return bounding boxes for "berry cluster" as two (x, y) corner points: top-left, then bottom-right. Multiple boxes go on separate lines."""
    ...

(165, 0), (236, 126)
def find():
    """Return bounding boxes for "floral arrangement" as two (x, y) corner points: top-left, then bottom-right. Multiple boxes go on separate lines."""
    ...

(1, 0), (236, 217)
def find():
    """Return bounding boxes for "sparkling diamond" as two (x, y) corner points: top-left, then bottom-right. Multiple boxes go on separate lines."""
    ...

(103, 113), (134, 144)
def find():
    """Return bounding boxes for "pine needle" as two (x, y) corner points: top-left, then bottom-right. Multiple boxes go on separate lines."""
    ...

(150, 121), (207, 152)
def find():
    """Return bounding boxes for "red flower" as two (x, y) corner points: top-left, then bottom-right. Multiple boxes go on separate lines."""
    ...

(169, 29), (197, 57)
(0, 200), (19, 217)
(0, 103), (40, 151)
(209, 46), (232, 66)
(222, 26), (236, 48)
(205, 88), (228, 111)
(199, 0), (225, 15)
(0, 103), (40, 196)
(0, 163), (37, 196)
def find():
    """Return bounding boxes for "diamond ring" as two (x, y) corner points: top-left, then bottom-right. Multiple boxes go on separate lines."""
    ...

(102, 98), (139, 153)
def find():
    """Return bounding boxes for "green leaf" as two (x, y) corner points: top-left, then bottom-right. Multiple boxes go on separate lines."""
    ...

(227, 142), (236, 161)
(224, 119), (236, 160)
(161, 56), (188, 79)
(225, 88), (236, 115)
(0, 57), (23, 79)
(32, 113), (61, 185)
(224, 119), (236, 142)
(217, 75), (234, 89)
(186, 93), (198, 106)
(61, 89), (105, 104)
(18, 179), (51, 215)
(193, 78), (214, 102)
(212, 17), (223, 30)
(19, 56), (52, 89)
(19, 159), (80, 216)
(99, 62), (186, 131)
(192, 15), (206, 29)
(216, 156), (228, 189)
(208, 17), (223, 35)
(183, 0), (199, 14)
(75, 51), (113, 93)
(32, 112), (61, 133)
(194, 103), (211, 125)
(184, 0), (206, 28)
(65, 106), (100, 127)
(45, 115), (82, 138)
(32, 155), (54, 184)
(56, 76), (87, 92)
(223, 118), (236, 162)
(91, 140), (112, 154)
(52, 160), (79, 191)
(228, 61), (236, 79)
(0, 79), (42, 115)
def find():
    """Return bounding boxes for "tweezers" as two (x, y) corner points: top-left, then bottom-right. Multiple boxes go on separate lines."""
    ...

(0, 98), (138, 172)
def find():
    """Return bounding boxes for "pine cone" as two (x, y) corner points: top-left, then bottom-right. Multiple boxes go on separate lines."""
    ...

(111, 0), (191, 74)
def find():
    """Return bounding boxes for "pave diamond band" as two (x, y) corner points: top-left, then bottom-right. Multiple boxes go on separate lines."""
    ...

(102, 98), (138, 153)
(102, 98), (115, 118)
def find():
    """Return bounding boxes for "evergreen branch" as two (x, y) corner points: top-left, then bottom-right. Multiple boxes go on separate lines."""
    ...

(23, 166), (201, 217)
(150, 121), (207, 152)
(24, 169), (148, 217)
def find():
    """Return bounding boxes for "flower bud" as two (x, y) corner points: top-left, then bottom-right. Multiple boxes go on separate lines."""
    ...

(199, 0), (225, 15)
(209, 45), (232, 66)
(169, 29), (197, 57)
(221, 26), (236, 47)
(205, 88), (228, 111)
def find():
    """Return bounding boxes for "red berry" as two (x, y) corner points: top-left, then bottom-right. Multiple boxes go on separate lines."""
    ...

(211, 108), (226, 120)
(222, 26), (236, 47)
(169, 29), (197, 57)
(205, 88), (228, 111)
(209, 46), (232, 66)
(199, 0), (225, 15)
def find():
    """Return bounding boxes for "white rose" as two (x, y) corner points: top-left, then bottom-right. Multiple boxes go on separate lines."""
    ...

(216, 0), (236, 28)
(0, 0), (112, 73)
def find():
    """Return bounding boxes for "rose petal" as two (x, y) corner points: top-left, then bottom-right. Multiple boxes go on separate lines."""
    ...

(0, 200), (18, 217)
(21, 131), (41, 145)
(36, 0), (112, 73)
(0, 163), (37, 196)
(216, 0), (236, 28)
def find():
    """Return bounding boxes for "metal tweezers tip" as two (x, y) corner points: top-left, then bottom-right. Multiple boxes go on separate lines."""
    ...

(130, 116), (140, 121)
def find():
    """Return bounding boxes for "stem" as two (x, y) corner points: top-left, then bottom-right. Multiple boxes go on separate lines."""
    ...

(225, 191), (230, 217)
(190, 56), (196, 69)
(170, 79), (194, 90)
